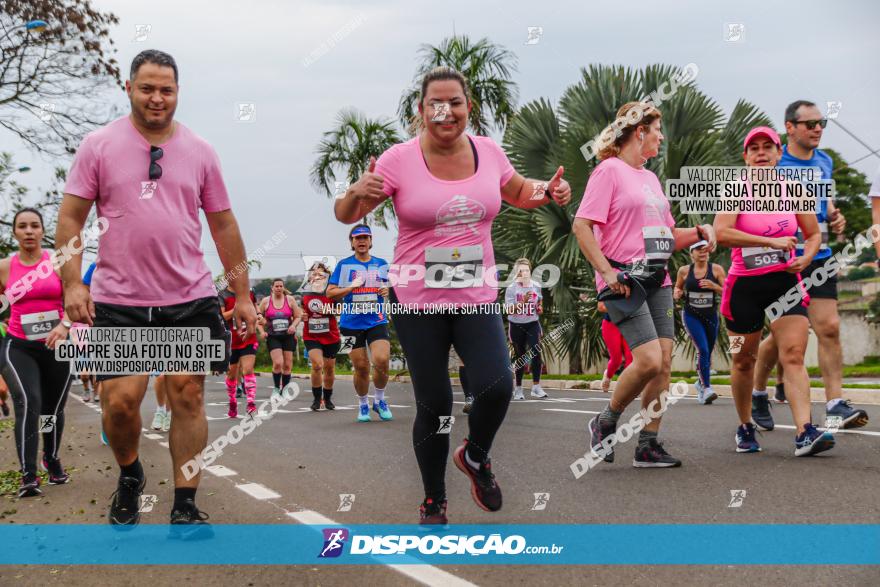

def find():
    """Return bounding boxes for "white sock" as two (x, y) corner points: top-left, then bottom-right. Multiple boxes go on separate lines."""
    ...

(827, 398), (843, 410)
(358, 395), (369, 406)
(752, 389), (768, 397)
(374, 388), (385, 402)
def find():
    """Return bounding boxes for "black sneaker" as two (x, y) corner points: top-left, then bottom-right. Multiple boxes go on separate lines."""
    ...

(42, 456), (70, 485)
(633, 439), (682, 468)
(751, 394), (774, 431)
(453, 439), (502, 512)
(18, 473), (42, 498)
(462, 395), (473, 414)
(323, 391), (335, 410)
(774, 383), (786, 403)
(235, 383), (244, 399)
(169, 498), (213, 540)
(0, 399), (9, 417)
(419, 498), (448, 525)
(310, 398), (322, 411)
(109, 475), (145, 528)
(588, 416), (616, 463)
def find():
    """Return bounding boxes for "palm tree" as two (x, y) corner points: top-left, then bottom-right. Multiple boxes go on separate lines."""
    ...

(397, 35), (518, 136)
(495, 64), (772, 372)
(310, 109), (401, 227)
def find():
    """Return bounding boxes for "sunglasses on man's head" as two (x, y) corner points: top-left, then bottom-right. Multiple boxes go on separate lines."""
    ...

(791, 118), (828, 130)
(149, 145), (163, 181)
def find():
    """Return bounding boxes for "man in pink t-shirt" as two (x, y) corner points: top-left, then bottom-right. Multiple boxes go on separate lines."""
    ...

(56, 50), (257, 534)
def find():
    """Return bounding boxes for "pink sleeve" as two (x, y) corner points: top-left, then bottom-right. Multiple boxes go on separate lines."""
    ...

(200, 146), (232, 212)
(63, 134), (99, 201)
(575, 164), (614, 224)
(486, 138), (515, 186)
(374, 144), (401, 197)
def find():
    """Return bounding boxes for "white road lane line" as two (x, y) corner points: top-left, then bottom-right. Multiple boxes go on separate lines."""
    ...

(286, 510), (478, 587)
(235, 483), (281, 500)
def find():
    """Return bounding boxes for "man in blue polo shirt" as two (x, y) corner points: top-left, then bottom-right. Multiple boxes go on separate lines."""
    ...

(751, 100), (868, 431)
(327, 225), (393, 423)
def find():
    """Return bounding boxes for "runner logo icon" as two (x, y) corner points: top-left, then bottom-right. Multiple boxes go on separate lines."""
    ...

(39, 415), (55, 433)
(319, 528), (349, 558)
(437, 416), (455, 434)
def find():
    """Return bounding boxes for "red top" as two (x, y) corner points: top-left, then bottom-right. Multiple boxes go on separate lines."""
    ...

(219, 288), (257, 349)
(302, 294), (339, 344)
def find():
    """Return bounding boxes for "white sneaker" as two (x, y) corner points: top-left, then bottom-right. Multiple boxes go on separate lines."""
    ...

(530, 385), (548, 399)
(601, 374), (612, 392)
(513, 386), (525, 400)
(82, 389), (92, 402)
(151, 410), (164, 431)
(162, 411), (171, 432)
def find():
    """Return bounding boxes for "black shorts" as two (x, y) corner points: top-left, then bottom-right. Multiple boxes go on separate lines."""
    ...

(722, 272), (808, 334)
(93, 296), (230, 381)
(339, 324), (390, 350)
(230, 344), (257, 365)
(304, 339), (341, 359)
(267, 335), (296, 353)
(803, 257), (838, 300)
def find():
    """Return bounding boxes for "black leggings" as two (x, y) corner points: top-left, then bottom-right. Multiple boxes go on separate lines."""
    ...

(508, 321), (542, 385)
(391, 294), (513, 502)
(0, 336), (73, 476)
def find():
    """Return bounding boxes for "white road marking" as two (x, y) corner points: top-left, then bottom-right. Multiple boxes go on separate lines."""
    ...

(287, 510), (477, 587)
(235, 483), (281, 500)
(205, 465), (237, 477)
(158, 441), (169, 448)
(542, 409), (601, 415)
(144, 433), (163, 440)
(774, 424), (880, 437)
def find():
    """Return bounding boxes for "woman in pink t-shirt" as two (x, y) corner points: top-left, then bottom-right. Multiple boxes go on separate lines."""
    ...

(334, 66), (571, 525)
(0, 208), (73, 497)
(714, 126), (832, 457)
(573, 101), (715, 469)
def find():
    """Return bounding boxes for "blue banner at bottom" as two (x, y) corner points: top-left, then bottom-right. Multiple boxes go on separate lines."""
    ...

(1, 524), (878, 565)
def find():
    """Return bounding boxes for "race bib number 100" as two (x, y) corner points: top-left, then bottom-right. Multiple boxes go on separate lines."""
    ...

(642, 226), (674, 261)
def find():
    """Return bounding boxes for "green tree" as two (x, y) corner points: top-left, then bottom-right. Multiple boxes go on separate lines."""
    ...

(495, 64), (771, 372)
(825, 148), (872, 243)
(310, 109), (401, 228)
(1, 0), (122, 156)
(397, 35), (518, 136)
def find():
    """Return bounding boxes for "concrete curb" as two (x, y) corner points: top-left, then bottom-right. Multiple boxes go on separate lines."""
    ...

(286, 373), (880, 405)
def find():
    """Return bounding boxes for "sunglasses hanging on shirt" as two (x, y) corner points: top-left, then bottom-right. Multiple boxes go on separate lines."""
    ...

(149, 145), (163, 180)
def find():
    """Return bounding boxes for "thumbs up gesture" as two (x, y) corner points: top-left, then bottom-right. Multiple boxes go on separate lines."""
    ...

(349, 156), (386, 204)
(547, 166), (571, 206)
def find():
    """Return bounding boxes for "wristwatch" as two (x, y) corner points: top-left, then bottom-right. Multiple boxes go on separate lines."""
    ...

(61, 319), (73, 328)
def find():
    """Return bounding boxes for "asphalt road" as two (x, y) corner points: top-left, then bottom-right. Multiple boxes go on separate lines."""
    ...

(1, 375), (878, 586)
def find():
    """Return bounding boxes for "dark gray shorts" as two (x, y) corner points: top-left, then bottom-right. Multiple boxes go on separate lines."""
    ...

(604, 286), (674, 350)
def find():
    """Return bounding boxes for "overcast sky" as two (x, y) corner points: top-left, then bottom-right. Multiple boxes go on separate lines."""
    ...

(3, 0), (879, 278)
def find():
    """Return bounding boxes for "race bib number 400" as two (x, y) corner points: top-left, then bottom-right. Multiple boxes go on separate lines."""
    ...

(21, 310), (61, 341)
(642, 226), (674, 261)
(424, 245), (484, 289)
(687, 291), (713, 308)
(742, 246), (788, 270)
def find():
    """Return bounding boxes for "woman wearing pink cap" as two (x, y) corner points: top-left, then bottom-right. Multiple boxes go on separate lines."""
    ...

(335, 66), (571, 525)
(573, 101), (715, 469)
(714, 126), (833, 456)
(0, 209), (73, 497)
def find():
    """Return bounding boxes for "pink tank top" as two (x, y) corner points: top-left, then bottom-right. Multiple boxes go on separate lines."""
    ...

(6, 251), (64, 340)
(264, 295), (293, 335)
(728, 182), (798, 277)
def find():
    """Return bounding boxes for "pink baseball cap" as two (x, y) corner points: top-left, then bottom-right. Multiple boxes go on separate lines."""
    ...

(743, 126), (781, 150)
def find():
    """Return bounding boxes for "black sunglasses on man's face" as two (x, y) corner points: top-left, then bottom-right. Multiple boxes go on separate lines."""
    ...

(149, 145), (163, 180)
(791, 118), (828, 130)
